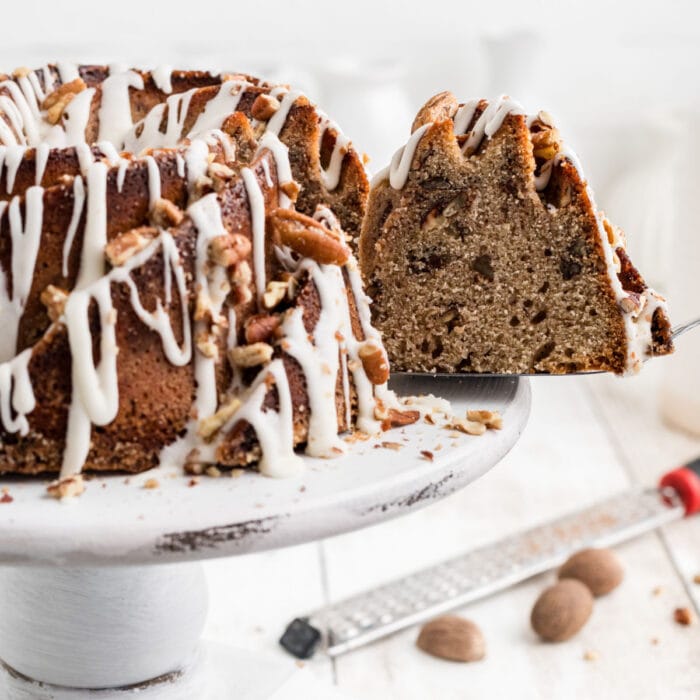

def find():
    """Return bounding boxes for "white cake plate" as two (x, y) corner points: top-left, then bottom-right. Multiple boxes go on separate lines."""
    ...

(0, 375), (530, 698)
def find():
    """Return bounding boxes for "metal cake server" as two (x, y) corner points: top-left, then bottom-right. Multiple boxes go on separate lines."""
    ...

(391, 316), (700, 379)
(280, 457), (700, 659)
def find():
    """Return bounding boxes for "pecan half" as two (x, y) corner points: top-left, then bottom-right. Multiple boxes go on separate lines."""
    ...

(268, 208), (350, 266)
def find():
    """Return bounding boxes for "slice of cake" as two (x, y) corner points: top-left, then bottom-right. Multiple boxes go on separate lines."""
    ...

(360, 92), (673, 375)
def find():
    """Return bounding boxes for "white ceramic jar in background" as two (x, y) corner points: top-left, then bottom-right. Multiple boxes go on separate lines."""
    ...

(315, 60), (415, 173)
(659, 110), (700, 436)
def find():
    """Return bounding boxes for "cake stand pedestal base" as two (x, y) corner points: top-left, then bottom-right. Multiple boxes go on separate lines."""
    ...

(0, 563), (209, 697)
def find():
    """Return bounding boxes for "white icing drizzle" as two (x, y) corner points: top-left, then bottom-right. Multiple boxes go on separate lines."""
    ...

(187, 193), (232, 419)
(97, 66), (144, 146)
(316, 110), (350, 191)
(56, 62), (80, 83)
(145, 155), (161, 210)
(265, 88), (303, 137)
(34, 143), (50, 186)
(61, 88), (96, 147)
(184, 139), (210, 196)
(60, 231), (191, 477)
(151, 65), (173, 94)
(187, 81), (246, 138)
(374, 123), (431, 190)
(219, 359), (303, 478)
(241, 167), (267, 304)
(75, 161), (108, 288)
(0, 187), (44, 361)
(256, 132), (294, 208)
(2, 145), (26, 194)
(123, 88), (196, 153)
(0, 348), (35, 435)
(204, 129), (236, 163)
(62, 175), (85, 277)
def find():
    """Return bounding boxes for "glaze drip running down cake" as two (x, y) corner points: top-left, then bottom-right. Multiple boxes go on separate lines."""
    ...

(0, 63), (401, 481)
(360, 92), (673, 375)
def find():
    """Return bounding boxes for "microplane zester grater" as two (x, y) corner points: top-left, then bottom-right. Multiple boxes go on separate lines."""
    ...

(280, 457), (700, 659)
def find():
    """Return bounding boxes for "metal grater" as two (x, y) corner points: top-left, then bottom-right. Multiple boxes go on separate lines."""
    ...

(280, 485), (688, 658)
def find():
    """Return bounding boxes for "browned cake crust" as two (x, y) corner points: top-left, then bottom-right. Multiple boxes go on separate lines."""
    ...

(360, 94), (673, 375)
(0, 65), (390, 479)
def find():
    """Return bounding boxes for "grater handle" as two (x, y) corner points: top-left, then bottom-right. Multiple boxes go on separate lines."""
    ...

(660, 456), (700, 515)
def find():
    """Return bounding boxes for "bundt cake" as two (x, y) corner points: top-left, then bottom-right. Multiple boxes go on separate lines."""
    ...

(360, 93), (674, 375)
(0, 63), (402, 483)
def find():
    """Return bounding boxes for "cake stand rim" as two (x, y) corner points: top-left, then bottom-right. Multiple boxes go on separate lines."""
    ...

(0, 376), (531, 566)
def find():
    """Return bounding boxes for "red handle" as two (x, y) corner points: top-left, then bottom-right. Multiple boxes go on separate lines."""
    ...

(659, 457), (700, 516)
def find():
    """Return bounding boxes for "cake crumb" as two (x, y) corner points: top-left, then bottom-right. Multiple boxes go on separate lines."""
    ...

(143, 478), (160, 490)
(188, 477), (200, 487)
(0, 492), (13, 504)
(376, 441), (402, 451)
(467, 409), (503, 430)
(420, 450), (434, 461)
(450, 418), (486, 436)
(205, 466), (222, 478)
(47, 474), (85, 500)
(693, 574), (700, 585)
(652, 586), (663, 597)
(674, 607), (694, 626)
(650, 637), (660, 646)
(582, 650), (599, 662)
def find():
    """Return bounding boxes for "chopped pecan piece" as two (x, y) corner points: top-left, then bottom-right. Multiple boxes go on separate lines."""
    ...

(358, 341), (390, 385)
(380, 408), (420, 431)
(105, 226), (158, 266)
(42, 78), (87, 125)
(251, 94), (280, 121)
(47, 474), (85, 499)
(40, 284), (68, 322)
(268, 208), (350, 266)
(150, 198), (184, 228)
(230, 342), (274, 368)
(263, 280), (290, 309)
(245, 313), (281, 344)
(198, 397), (242, 440)
(466, 409), (503, 430)
(209, 233), (251, 268)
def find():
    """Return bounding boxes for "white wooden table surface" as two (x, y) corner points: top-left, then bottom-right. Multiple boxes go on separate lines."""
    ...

(201, 364), (700, 699)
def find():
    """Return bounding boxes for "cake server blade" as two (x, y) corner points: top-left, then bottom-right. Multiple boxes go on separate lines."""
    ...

(280, 458), (700, 659)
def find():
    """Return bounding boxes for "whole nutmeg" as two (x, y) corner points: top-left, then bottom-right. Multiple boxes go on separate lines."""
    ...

(531, 579), (594, 642)
(558, 548), (624, 597)
(416, 615), (485, 662)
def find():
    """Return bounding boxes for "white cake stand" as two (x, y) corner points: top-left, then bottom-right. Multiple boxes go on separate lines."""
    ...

(0, 375), (530, 698)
